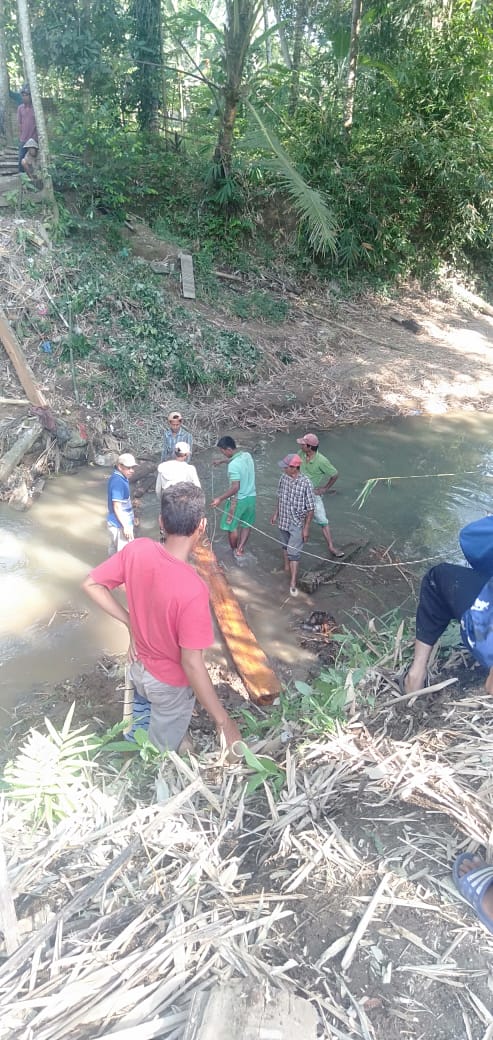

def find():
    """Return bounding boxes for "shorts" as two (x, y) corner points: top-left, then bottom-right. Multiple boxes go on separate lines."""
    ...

(313, 496), (328, 526)
(220, 495), (256, 532)
(107, 523), (130, 556)
(129, 660), (195, 751)
(279, 526), (304, 561)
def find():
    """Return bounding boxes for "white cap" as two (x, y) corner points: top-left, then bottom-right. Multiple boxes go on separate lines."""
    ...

(175, 441), (191, 456)
(118, 452), (137, 467)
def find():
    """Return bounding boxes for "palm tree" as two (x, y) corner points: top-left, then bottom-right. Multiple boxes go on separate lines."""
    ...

(213, 0), (261, 179)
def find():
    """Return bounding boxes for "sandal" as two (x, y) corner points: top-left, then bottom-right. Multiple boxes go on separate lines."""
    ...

(397, 668), (431, 696)
(452, 853), (493, 935)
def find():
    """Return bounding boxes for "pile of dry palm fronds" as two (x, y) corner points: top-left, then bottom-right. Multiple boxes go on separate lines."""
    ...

(2, 685), (493, 1040)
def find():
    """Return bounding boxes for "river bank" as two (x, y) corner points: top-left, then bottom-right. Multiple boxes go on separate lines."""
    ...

(2, 214), (493, 458)
(3, 217), (493, 1037)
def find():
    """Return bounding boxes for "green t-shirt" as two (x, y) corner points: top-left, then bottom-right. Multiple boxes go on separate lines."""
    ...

(300, 450), (337, 489)
(227, 451), (256, 499)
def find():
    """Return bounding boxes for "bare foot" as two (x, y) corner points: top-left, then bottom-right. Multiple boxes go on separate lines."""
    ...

(403, 668), (428, 694)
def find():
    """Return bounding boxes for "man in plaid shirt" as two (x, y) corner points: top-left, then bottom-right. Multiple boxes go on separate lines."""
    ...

(270, 453), (315, 597)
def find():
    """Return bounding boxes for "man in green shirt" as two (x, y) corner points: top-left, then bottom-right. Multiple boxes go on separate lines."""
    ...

(211, 436), (256, 557)
(297, 433), (344, 557)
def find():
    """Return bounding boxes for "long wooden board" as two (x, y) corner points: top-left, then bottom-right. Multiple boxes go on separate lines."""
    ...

(0, 309), (48, 408)
(179, 252), (196, 299)
(193, 540), (281, 705)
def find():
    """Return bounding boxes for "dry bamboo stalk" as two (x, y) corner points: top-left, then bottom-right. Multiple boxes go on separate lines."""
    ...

(340, 873), (390, 972)
(381, 676), (457, 708)
(0, 834), (20, 955)
(0, 780), (203, 981)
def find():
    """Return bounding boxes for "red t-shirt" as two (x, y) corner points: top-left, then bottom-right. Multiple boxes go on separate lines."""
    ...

(89, 538), (214, 686)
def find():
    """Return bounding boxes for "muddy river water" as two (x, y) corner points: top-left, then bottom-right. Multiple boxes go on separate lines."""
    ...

(1, 413), (493, 717)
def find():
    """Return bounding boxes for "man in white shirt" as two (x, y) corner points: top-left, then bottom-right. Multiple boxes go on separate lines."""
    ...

(156, 442), (200, 540)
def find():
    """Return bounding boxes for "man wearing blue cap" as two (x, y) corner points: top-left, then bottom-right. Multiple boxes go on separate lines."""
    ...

(270, 453), (315, 597)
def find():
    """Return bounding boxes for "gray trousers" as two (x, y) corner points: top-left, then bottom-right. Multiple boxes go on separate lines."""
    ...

(129, 660), (195, 751)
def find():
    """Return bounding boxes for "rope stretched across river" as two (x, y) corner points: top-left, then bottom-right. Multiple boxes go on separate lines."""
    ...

(209, 501), (441, 572)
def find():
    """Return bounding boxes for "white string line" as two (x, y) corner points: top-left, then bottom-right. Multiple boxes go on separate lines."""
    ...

(209, 505), (442, 571)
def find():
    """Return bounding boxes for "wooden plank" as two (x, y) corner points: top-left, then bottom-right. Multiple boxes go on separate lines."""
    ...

(179, 252), (196, 299)
(193, 540), (281, 705)
(184, 981), (318, 1040)
(0, 309), (48, 408)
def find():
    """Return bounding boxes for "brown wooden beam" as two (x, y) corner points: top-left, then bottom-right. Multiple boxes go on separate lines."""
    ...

(193, 539), (281, 705)
(0, 308), (48, 408)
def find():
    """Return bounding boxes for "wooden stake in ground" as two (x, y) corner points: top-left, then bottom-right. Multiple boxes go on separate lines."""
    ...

(193, 539), (281, 704)
(122, 666), (134, 733)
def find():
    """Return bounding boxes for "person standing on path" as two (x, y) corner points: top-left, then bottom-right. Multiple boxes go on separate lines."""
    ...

(270, 453), (315, 597)
(211, 436), (256, 557)
(17, 85), (37, 172)
(297, 433), (344, 558)
(107, 452), (136, 555)
(82, 483), (242, 754)
(161, 410), (193, 462)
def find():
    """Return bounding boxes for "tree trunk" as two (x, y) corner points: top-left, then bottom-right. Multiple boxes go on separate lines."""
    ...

(131, 0), (163, 132)
(343, 0), (363, 134)
(270, 0), (291, 68)
(262, 0), (271, 65)
(0, 0), (10, 140)
(16, 0), (57, 212)
(213, 0), (260, 180)
(288, 0), (309, 114)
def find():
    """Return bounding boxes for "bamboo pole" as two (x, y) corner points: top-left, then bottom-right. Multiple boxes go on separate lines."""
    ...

(193, 539), (281, 705)
(122, 666), (134, 733)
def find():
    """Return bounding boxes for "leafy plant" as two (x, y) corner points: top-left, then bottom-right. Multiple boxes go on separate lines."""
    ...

(60, 331), (94, 360)
(240, 743), (286, 796)
(2, 703), (99, 828)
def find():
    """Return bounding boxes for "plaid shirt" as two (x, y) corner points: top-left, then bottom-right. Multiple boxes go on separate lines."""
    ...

(277, 473), (315, 529)
(161, 426), (193, 462)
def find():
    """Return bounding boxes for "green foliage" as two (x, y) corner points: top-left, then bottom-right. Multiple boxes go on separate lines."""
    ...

(240, 743), (286, 796)
(283, 0), (493, 278)
(247, 102), (338, 257)
(60, 331), (94, 360)
(31, 0), (125, 96)
(12, 0), (493, 287)
(230, 290), (289, 322)
(243, 610), (413, 739)
(128, 0), (163, 131)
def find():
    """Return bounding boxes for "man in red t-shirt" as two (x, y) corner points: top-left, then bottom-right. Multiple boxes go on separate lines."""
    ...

(82, 482), (242, 753)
